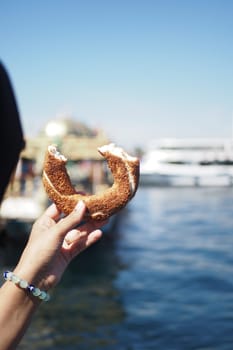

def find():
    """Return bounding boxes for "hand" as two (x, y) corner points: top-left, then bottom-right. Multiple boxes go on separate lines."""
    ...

(14, 201), (104, 291)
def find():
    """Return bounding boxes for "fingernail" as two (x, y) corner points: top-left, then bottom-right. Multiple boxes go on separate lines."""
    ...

(74, 200), (85, 212)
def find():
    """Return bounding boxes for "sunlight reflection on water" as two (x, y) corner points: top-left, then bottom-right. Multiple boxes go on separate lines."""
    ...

(1, 187), (233, 349)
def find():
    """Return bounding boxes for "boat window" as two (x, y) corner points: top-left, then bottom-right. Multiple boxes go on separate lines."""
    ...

(160, 146), (225, 151)
(199, 160), (233, 165)
(164, 161), (189, 165)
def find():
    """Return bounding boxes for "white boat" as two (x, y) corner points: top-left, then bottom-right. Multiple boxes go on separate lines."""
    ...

(140, 138), (233, 187)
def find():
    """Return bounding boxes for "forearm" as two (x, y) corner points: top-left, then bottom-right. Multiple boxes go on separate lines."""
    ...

(0, 277), (41, 350)
(0, 201), (103, 350)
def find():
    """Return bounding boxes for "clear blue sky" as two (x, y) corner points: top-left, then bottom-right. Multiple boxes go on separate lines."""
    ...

(1, 0), (233, 150)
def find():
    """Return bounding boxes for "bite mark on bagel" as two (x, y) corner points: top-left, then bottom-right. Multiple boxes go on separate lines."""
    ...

(42, 144), (140, 221)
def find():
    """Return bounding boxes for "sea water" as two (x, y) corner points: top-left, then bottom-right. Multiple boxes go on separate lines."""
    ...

(1, 187), (233, 349)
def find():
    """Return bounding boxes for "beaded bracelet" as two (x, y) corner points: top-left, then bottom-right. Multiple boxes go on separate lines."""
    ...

(3, 271), (50, 302)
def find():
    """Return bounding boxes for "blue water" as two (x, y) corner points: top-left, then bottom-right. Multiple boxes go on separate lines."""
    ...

(2, 187), (233, 349)
(114, 187), (233, 350)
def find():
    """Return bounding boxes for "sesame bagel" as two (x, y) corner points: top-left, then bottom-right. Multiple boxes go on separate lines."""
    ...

(42, 143), (140, 221)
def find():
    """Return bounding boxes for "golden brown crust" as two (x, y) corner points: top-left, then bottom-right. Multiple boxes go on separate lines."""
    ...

(42, 145), (140, 221)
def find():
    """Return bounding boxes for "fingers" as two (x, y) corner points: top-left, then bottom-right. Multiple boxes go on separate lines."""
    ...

(64, 229), (82, 245)
(62, 217), (105, 258)
(85, 229), (102, 247)
(64, 217), (106, 245)
(32, 203), (61, 232)
(33, 200), (104, 256)
(52, 201), (87, 239)
(65, 229), (103, 259)
(44, 203), (61, 220)
(37, 201), (107, 234)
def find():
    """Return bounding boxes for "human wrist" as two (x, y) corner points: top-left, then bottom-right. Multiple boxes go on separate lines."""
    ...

(3, 271), (50, 302)
(12, 266), (44, 289)
(12, 257), (56, 291)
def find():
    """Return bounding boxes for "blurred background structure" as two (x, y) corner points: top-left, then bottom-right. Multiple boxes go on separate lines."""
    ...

(0, 117), (112, 223)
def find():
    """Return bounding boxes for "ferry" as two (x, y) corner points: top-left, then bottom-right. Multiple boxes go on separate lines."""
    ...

(140, 138), (233, 187)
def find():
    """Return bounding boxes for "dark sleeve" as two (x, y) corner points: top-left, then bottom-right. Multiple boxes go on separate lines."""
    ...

(0, 62), (25, 202)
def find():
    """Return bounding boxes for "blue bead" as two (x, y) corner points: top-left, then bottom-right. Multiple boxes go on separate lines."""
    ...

(3, 271), (13, 281)
(28, 284), (35, 292)
(3, 271), (8, 280)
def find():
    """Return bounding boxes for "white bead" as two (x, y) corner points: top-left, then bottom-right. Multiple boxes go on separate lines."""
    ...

(32, 287), (41, 296)
(6, 272), (13, 280)
(44, 293), (50, 302)
(19, 279), (29, 289)
(12, 275), (20, 284)
(39, 291), (47, 300)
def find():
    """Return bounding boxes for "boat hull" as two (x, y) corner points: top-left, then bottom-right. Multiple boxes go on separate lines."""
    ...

(140, 138), (233, 187)
(139, 173), (233, 187)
